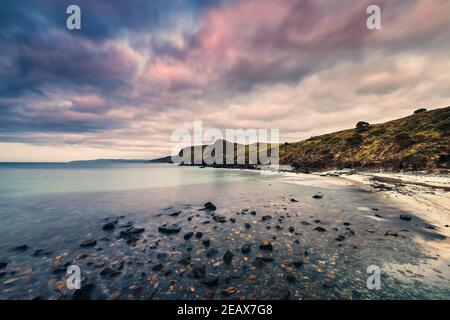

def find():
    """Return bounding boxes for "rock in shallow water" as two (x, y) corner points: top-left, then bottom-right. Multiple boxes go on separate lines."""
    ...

(80, 239), (97, 248)
(158, 225), (181, 234)
(184, 232), (194, 240)
(102, 222), (115, 231)
(259, 241), (273, 251)
(203, 202), (217, 211)
(241, 244), (251, 254)
(10, 245), (28, 252)
(223, 250), (234, 264)
(73, 284), (95, 300)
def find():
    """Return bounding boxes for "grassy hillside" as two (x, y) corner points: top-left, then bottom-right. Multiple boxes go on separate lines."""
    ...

(280, 106), (449, 171)
(168, 106), (449, 172)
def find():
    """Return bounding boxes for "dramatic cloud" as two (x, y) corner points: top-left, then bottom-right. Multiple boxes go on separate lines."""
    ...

(0, 0), (449, 161)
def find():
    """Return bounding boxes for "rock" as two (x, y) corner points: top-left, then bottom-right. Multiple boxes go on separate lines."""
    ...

(286, 275), (297, 283)
(202, 239), (211, 247)
(184, 232), (194, 240)
(385, 231), (399, 237)
(343, 222), (351, 226)
(52, 262), (71, 274)
(73, 284), (95, 300)
(195, 232), (203, 238)
(312, 194), (323, 199)
(213, 215), (227, 223)
(102, 222), (115, 231)
(223, 250), (234, 264)
(152, 264), (163, 271)
(80, 239), (97, 248)
(158, 225), (181, 234)
(203, 202), (217, 211)
(250, 211), (256, 215)
(3, 278), (18, 286)
(193, 265), (206, 279)
(0, 262), (7, 270)
(202, 276), (219, 287)
(178, 255), (191, 266)
(288, 226), (295, 233)
(230, 218), (236, 223)
(32, 249), (53, 257)
(301, 221), (311, 226)
(118, 222), (133, 228)
(207, 248), (219, 257)
(292, 260), (303, 268)
(335, 235), (346, 242)
(100, 267), (121, 278)
(252, 257), (266, 268)
(259, 240), (273, 251)
(10, 245), (28, 252)
(222, 287), (236, 296)
(169, 211), (181, 217)
(244, 223), (251, 230)
(261, 215), (272, 222)
(400, 215), (412, 221)
(290, 198), (298, 202)
(314, 227), (327, 232)
(366, 229), (375, 233)
(375, 213), (383, 218)
(126, 227), (145, 234)
(241, 244), (251, 254)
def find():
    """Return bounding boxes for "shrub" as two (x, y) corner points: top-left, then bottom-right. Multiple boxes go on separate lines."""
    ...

(346, 134), (363, 146)
(356, 121), (370, 132)
(395, 133), (415, 147)
(414, 108), (427, 114)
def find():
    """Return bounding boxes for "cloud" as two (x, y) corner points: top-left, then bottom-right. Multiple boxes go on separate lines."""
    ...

(0, 0), (449, 161)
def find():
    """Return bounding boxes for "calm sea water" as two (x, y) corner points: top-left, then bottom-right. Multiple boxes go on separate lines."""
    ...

(0, 163), (448, 300)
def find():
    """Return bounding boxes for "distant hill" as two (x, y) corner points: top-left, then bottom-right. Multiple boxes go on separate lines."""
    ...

(170, 106), (449, 172)
(147, 156), (173, 163)
(69, 159), (147, 164)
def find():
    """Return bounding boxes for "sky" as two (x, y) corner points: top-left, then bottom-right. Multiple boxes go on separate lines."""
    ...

(0, 0), (449, 161)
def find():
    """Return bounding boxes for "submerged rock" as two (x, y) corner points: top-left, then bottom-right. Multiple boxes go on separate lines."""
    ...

(102, 222), (115, 231)
(100, 267), (121, 278)
(223, 250), (234, 264)
(169, 211), (181, 217)
(288, 226), (295, 233)
(184, 232), (194, 240)
(244, 223), (251, 230)
(202, 239), (211, 247)
(195, 232), (203, 239)
(314, 227), (327, 232)
(206, 248), (218, 257)
(259, 240), (273, 251)
(193, 265), (206, 279)
(80, 239), (97, 248)
(73, 284), (95, 300)
(261, 215), (272, 222)
(202, 276), (219, 287)
(241, 244), (251, 254)
(335, 235), (346, 242)
(292, 260), (303, 268)
(152, 264), (163, 271)
(312, 195), (323, 199)
(10, 245), (28, 252)
(400, 215), (412, 221)
(0, 262), (7, 270)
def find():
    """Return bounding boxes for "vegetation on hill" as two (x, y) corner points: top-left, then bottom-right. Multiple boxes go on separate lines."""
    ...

(280, 106), (449, 171)
(159, 106), (449, 172)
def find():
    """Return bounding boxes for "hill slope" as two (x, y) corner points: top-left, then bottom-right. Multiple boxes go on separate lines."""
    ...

(280, 106), (449, 171)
